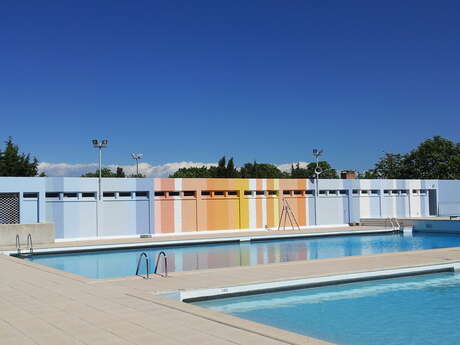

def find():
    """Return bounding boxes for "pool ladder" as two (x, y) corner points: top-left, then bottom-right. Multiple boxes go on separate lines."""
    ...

(135, 251), (168, 279)
(277, 198), (300, 231)
(387, 217), (401, 232)
(15, 234), (34, 257)
(136, 252), (150, 279)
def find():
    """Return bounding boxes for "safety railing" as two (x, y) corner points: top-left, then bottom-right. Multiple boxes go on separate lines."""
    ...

(135, 252), (150, 279)
(387, 217), (401, 231)
(16, 234), (21, 256)
(27, 233), (33, 256)
(154, 251), (168, 277)
(15, 234), (34, 257)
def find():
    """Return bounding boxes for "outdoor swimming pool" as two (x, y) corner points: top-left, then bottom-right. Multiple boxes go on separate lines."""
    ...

(24, 231), (460, 279)
(193, 272), (460, 345)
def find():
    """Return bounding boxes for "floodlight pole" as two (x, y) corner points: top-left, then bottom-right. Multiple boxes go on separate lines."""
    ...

(131, 153), (143, 176)
(312, 149), (323, 225)
(92, 139), (108, 200)
(98, 147), (102, 198)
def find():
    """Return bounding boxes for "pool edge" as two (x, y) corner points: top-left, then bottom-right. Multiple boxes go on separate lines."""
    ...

(178, 262), (460, 302)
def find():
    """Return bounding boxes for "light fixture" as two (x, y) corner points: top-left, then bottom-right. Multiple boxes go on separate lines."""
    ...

(91, 139), (109, 199)
(131, 153), (144, 176)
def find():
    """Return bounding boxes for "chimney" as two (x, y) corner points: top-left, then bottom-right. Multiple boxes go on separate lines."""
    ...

(341, 170), (357, 179)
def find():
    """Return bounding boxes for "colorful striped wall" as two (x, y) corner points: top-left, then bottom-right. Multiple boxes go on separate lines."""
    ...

(154, 178), (314, 234)
(0, 177), (441, 239)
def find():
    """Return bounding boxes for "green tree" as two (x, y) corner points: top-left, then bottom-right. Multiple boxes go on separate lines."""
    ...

(210, 156), (228, 178)
(81, 167), (127, 178)
(240, 161), (286, 178)
(290, 161), (338, 179)
(367, 136), (460, 179)
(116, 167), (125, 177)
(0, 137), (39, 176)
(368, 153), (409, 179)
(290, 162), (308, 178)
(358, 170), (378, 179)
(207, 156), (240, 177)
(170, 166), (213, 178)
(405, 136), (460, 179)
(129, 173), (146, 178)
(225, 157), (239, 178)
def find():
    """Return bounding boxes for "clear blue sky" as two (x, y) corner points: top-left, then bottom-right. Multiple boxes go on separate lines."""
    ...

(1, 0), (460, 171)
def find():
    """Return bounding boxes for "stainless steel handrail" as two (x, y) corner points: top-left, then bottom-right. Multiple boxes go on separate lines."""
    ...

(154, 251), (168, 277)
(388, 217), (394, 229)
(387, 217), (401, 231)
(26, 233), (33, 255)
(393, 217), (401, 230)
(135, 252), (150, 279)
(16, 234), (21, 255)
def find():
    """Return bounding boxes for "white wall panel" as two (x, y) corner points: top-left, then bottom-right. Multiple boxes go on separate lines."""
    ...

(317, 196), (348, 225)
(21, 199), (38, 223)
(46, 201), (97, 238)
(101, 200), (149, 237)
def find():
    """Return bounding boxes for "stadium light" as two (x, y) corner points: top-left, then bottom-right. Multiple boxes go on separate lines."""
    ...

(91, 139), (109, 199)
(131, 153), (143, 176)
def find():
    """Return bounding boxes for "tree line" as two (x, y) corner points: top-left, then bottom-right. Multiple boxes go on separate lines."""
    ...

(170, 156), (338, 179)
(81, 167), (145, 178)
(2, 136), (460, 179)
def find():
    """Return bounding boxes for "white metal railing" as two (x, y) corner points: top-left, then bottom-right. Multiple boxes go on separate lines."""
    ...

(387, 217), (401, 231)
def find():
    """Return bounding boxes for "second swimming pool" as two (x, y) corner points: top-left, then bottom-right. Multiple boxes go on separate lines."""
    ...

(25, 231), (460, 279)
(194, 272), (460, 345)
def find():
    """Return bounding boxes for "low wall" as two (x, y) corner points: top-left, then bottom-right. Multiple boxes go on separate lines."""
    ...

(0, 223), (55, 246)
(413, 219), (460, 233)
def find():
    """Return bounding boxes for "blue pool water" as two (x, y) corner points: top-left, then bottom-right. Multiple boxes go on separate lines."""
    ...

(194, 272), (460, 345)
(26, 232), (460, 279)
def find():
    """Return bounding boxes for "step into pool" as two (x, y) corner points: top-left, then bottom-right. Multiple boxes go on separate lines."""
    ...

(193, 272), (460, 345)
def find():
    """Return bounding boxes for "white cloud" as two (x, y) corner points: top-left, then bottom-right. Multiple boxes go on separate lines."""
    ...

(38, 161), (309, 177)
(37, 162), (99, 177)
(276, 161), (309, 172)
(38, 161), (217, 177)
(109, 161), (218, 177)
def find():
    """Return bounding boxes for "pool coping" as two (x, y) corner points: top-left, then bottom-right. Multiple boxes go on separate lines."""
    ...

(2, 228), (397, 256)
(175, 262), (460, 302)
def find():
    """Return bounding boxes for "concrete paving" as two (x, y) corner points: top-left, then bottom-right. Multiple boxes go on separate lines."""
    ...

(0, 225), (384, 252)
(2, 227), (460, 345)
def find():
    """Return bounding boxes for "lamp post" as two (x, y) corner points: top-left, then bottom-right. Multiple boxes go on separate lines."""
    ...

(92, 139), (108, 200)
(131, 153), (143, 176)
(312, 148), (323, 225)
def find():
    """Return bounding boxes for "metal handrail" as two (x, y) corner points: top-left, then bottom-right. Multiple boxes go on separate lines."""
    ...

(387, 217), (401, 231)
(16, 234), (21, 255)
(26, 233), (33, 256)
(387, 217), (394, 229)
(135, 252), (150, 279)
(393, 217), (401, 230)
(154, 251), (168, 277)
